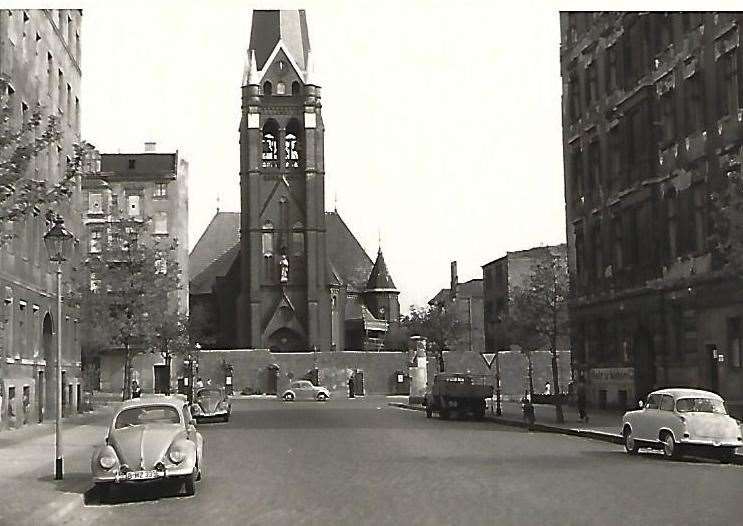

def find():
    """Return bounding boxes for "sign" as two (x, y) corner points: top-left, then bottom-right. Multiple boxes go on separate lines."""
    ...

(226, 376), (233, 385)
(397, 374), (404, 383)
(480, 352), (497, 369)
(589, 367), (634, 382)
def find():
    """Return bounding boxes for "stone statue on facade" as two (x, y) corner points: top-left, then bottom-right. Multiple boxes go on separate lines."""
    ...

(279, 254), (289, 283)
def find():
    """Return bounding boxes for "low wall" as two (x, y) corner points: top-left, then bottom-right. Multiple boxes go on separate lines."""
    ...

(194, 349), (410, 395)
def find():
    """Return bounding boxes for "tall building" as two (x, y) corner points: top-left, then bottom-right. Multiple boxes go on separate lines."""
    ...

(482, 244), (568, 353)
(560, 12), (743, 410)
(0, 10), (83, 429)
(80, 145), (189, 393)
(189, 9), (400, 352)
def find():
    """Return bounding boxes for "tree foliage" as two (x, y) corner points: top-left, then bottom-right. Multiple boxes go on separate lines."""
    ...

(76, 217), (186, 399)
(401, 303), (464, 371)
(508, 257), (569, 422)
(0, 78), (88, 241)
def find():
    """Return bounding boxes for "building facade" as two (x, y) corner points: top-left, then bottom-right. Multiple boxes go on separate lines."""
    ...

(482, 244), (568, 353)
(561, 12), (743, 410)
(79, 145), (189, 394)
(0, 10), (83, 430)
(189, 10), (400, 353)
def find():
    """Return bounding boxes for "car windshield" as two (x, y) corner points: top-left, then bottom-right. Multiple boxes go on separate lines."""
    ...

(675, 398), (727, 415)
(115, 405), (181, 429)
(197, 389), (222, 399)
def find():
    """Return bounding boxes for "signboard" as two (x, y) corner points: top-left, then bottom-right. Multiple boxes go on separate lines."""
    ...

(226, 376), (233, 385)
(589, 367), (634, 383)
(480, 352), (497, 369)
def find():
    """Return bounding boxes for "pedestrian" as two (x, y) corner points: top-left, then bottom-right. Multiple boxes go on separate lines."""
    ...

(348, 374), (355, 399)
(131, 380), (142, 399)
(195, 377), (204, 390)
(543, 381), (552, 396)
(521, 390), (534, 427)
(577, 377), (588, 423)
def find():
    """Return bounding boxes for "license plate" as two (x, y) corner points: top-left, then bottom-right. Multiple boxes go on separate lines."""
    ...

(126, 470), (160, 481)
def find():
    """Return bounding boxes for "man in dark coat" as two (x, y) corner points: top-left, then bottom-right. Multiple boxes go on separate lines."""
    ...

(348, 375), (355, 399)
(577, 377), (588, 423)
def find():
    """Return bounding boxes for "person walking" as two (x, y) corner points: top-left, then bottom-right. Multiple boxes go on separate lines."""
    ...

(131, 380), (142, 399)
(543, 381), (552, 396)
(521, 390), (534, 427)
(348, 374), (355, 399)
(576, 377), (589, 423)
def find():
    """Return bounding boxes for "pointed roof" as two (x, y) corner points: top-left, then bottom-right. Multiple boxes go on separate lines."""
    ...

(189, 212), (240, 282)
(249, 10), (310, 72)
(326, 211), (374, 293)
(366, 248), (397, 292)
(190, 243), (240, 295)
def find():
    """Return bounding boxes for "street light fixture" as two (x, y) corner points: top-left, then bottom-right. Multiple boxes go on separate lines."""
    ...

(43, 215), (74, 481)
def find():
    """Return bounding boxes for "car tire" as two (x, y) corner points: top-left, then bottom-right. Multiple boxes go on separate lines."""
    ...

(183, 470), (197, 496)
(623, 427), (639, 455)
(660, 431), (678, 459)
(317, 393), (327, 401)
(283, 393), (294, 402)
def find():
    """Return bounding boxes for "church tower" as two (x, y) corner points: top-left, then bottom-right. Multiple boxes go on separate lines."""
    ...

(237, 10), (330, 351)
(364, 248), (400, 326)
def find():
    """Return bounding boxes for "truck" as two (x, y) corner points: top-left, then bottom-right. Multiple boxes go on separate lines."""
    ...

(425, 373), (494, 420)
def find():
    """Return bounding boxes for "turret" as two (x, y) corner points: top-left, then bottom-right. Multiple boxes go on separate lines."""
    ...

(364, 248), (400, 324)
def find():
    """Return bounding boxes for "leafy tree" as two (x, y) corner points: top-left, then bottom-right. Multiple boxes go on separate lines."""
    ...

(76, 217), (185, 399)
(401, 303), (464, 372)
(0, 78), (88, 241)
(508, 256), (569, 423)
(188, 299), (219, 349)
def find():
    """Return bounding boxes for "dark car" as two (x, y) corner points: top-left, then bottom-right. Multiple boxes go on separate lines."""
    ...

(191, 387), (231, 423)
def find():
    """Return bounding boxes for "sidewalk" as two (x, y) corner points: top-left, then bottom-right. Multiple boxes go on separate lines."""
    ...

(390, 399), (743, 461)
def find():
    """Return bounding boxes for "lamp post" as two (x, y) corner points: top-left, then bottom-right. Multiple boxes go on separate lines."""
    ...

(43, 215), (74, 481)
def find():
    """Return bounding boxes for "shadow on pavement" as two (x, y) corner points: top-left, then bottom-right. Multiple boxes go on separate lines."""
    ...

(579, 449), (733, 466)
(38, 472), (90, 495)
(83, 479), (189, 506)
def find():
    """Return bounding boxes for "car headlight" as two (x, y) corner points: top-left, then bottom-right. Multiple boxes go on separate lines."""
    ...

(168, 444), (187, 464)
(99, 455), (116, 469)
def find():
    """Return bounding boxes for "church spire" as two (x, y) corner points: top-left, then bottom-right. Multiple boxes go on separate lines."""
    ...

(366, 248), (397, 291)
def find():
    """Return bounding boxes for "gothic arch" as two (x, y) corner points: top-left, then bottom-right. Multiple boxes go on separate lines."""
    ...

(291, 81), (301, 96)
(262, 119), (279, 168)
(263, 81), (272, 96)
(267, 327), (304, 352)
(285, 118), (301, 168)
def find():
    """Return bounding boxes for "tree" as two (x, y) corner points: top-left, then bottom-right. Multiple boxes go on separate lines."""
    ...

(401, 303), (464, 372)
(0, 78), (88, 241)
(77, 217), (185, 400)
(508, 256), (570, 423)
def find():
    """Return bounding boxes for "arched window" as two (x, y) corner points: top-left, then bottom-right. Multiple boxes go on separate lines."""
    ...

(292, 221), (304, 255)
(276, 81), (286, 95)
(262, 220), (274, 256)
(285, 118), (301, 168)
(263, 81), (272, 96)
(262, 120), (279, 168)
(291, 81), (301, 96)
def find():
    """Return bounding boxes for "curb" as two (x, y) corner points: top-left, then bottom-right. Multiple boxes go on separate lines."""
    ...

(389, 402), (742, 464)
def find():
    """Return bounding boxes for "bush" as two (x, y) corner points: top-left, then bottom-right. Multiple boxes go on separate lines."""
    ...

(240, 386), (263, 395)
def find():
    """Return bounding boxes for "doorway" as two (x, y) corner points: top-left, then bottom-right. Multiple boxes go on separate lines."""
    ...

(154, 364), (170, 394)
(706, 344), (719, 393)
(265, 365), (279, 395)
(633, 328), (656, 401)
(37, 371), (44, 423)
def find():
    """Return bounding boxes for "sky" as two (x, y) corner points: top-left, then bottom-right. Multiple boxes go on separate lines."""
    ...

(13, 0), (728, 310)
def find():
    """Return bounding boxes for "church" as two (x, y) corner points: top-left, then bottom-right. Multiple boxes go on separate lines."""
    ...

(189, 9), (400, 352)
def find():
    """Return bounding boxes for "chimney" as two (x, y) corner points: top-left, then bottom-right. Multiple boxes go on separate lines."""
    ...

(450, 261), (458, 299)
(144, 142), (156, 152)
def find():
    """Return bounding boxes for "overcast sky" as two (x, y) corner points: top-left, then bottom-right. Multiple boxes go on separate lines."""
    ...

(21, 0), (727, 310)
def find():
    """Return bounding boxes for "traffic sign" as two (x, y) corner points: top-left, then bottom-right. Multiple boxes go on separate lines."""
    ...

(480, 352), (497, 369)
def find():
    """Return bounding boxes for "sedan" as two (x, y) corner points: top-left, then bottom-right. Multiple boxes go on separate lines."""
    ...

(281, 380), (330, 401)
(192, 387), (231, 422)
(91, 396), (204, 499)
(622, 388), (742, 463)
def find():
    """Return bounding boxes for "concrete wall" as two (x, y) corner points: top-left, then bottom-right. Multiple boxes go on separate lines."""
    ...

(193, 349), (410, 395)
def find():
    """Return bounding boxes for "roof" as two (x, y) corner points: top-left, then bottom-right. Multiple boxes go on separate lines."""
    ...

(190, 243), (240, 295)
(366, 249), (397, 291)
(482, 243), (567, 268)
(326, 212), (374, 293)
(650, 388), (724, 400)
(100, 153), (177, 178)
(114, 395), (188, 414)
(189, 212), (241, 282)
(249, 10), (310, 71)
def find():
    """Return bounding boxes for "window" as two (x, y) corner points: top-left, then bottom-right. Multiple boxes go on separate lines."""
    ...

(571, 148), (584, 200)
(74, 97), (79, 130)
(47, 52), (53, 89)
(263, 81), (272, 96)
(262, 120), (279, 168)
(154, 182), (167, 198)
(574, 225), (584, 280)
(692, 185), (706, 252)
(154, 211), (168, 235)
(728, 317), (742, 368)
(57, 69), (64, 113)
(646, 394), (661, 409)
(624, 208), (639, 267)
(285, 119), (301, 168)
(660, 89), (676, 144)
(608, 126), (621, 194)
(127, 195), (140, 217)
(88, 193), (102, 213)
(567, 68), (580, 122)
(128, 159), (136, 170)
(592, 221), (603, 281)
(606, 45), (617, 93)
(586, 61), (598, 107)
(659, 394), (674, 411)
(587, 139), (600, 195)
(667, 192), (678, 259)
(66, 84), (71, 122)
(89, 230), (102, 253)
(292, 222), (304, 255)
(262, 221), (274, 256)
(717, 50), (738, 118)
(684, 74), (704, 135)
(276, 81), (286, 95)
(291, 81), (301, 96)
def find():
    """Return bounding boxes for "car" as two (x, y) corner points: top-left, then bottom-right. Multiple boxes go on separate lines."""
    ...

(91, 396), (204, 499)
(281, 380), (330, 401)
(191, 387), (231, 423)
(621, 388), (743, 463)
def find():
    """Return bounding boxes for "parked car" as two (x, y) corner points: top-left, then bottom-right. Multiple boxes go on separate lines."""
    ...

(192, 387), (231, 423)
(281, 380), (330, 401)
(91, 396), (204, 499)
(425, 373), (493, 420)
(621, 388), (742, 463)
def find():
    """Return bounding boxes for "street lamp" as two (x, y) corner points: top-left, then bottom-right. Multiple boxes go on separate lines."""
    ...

(43, 215), (74, 481)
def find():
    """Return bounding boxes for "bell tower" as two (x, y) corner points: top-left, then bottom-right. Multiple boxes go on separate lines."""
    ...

(237, 10), (330, 351)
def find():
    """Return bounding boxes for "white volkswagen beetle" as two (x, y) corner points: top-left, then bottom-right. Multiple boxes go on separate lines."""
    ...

(281, 380), (330, 401)
(622, 388), (742, 463)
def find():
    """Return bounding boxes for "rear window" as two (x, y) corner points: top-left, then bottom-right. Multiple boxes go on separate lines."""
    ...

(115, 405), (181, 429)
(675, 398), (727, 415)
(196, 389), (222, 399)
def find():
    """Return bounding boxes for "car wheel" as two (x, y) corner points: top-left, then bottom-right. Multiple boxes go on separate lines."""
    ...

(660, 432), (678, 459)
(623, 427), (639, 455)
(183, 470), (197, 496)
(317, 392), (327, 401)
(283, 393), (294, 402)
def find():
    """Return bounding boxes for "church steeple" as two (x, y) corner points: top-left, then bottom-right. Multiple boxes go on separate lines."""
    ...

(366, 248), (397, 292)
(364, 248), (400, 325)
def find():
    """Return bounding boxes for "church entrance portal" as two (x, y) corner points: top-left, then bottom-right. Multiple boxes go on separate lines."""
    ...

(267, 328), (304, 352)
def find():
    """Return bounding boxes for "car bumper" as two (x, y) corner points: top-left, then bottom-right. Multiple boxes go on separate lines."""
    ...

(195, 410), (229, 419)
(680, 438), (742, 448)
(93, 460), (196, 484)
